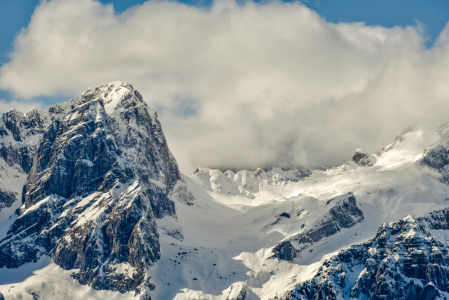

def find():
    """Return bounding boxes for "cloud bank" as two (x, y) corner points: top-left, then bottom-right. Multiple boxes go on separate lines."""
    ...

(1, 0), (449, 173)
(0, 99), (43, 114)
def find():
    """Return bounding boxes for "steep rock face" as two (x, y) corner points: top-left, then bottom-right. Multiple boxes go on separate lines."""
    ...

(0, 81), (181, 296)
(420, 124), (449, 183)
(0, 109), (50, 213)
(280, 208), (449, 300)
(102, 83), (180, 217)
(0, 190), (16, 210)
(0, 106), (67, 174)
(420, 144), (449, 184)
(0, 99), (82, 213)
(421, 144), (448, 170)
(0, 195), (66, 268)
(22, 99), (123, 207)
(0, 109), (46, 173)
(53, 182), (162, 294)
(271, 193), (364, 262)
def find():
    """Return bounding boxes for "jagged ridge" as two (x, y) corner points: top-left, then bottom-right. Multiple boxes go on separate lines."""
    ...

(279, 207), (449, 300)
(0, 81), (181, 297)
(271, 193), (364, 262)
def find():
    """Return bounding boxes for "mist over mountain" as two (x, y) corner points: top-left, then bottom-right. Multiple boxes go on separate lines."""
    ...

(2, 0), (449, 173)
(1, 81), (449, 300)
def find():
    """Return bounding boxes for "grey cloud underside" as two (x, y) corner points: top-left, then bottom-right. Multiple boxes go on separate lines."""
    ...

(0, 82), (181, 296)
(4, 81), (449, 300)
(270, 139), (449, 300)
(3, 0), (449, 174)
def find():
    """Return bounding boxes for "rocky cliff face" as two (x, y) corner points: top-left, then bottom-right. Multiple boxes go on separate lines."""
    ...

(0, 81), (181, 297)
(0, 190), (17, 210)
(271, 193), (364, 262)
(0, 109), (46, 173)
(279, 207), (449, 300)
(420, 144), (449, 186)
(0, 109), (47, 212)
(0, 95), (81, 213)
(420, 123), (449, 184)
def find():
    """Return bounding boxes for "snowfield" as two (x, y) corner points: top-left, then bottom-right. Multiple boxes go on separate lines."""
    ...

(1, 128), (448, 299)
(149, 129), (449, 299)
(2, 84), (449, 299)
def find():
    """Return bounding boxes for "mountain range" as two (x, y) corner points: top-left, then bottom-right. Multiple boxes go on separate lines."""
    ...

(1, 81), (449, 300)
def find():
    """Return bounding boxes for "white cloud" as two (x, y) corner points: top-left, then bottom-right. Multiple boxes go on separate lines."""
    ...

(0, 100), (43, 114)
(1, 0), (449, 173)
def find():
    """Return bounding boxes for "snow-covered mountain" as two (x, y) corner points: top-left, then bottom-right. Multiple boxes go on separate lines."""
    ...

(2, 82), (449, 300)
(0, 81), (180, 299)
(281, 208), (449, 299)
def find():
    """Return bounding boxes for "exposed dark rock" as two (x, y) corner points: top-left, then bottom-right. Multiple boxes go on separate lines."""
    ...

(0, 189), (17, 209)
(0, 81), (181, 296)
(421, 145), (448, 170)
(0, 144), (36, 174)
(22, 99), (123, 207)
(272, 194), (364, 262)
(272, 241), (298, 262)
(278, 207), (449, 300)
(0, 195), (66, 268)
(0, 108), (52, 173)
(279, 212), (291, 218)
(351, 149), (376, 167)
(420, 144), (449, 184)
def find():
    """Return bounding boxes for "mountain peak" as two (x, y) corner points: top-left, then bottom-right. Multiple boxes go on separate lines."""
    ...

(0, 81), (181, 297)
(64, 81), (143, 116)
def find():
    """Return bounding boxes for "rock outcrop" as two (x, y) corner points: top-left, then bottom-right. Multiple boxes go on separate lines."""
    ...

(420, 123), (449, 184)
(351, 149), (376, 167)
(278, 207), (449, 300)
(420, 144), (449, 184)
(0, 81), (181, 296)
(0, 189), (17, 210)
(271, 193), (364, 262)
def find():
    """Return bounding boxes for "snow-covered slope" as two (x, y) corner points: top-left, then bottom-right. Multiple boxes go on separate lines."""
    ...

(2, 83), (449, 300)
(160, 128), (449, 299)
(191, 167), (309, 206)
(283, 208), (449, 299)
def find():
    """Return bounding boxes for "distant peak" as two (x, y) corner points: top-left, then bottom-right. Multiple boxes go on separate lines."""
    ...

(4, 108), (24, 117)
(78, 81), (146, 115)
(107, 80), (133, 88)
(85, 80), (133, 91)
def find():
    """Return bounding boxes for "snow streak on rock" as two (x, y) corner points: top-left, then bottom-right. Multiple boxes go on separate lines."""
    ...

(272, 193), (364, 262)
(5, 85), (449, 300)
(0, 81), (181, 297)
(280, 208), (449, 300)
